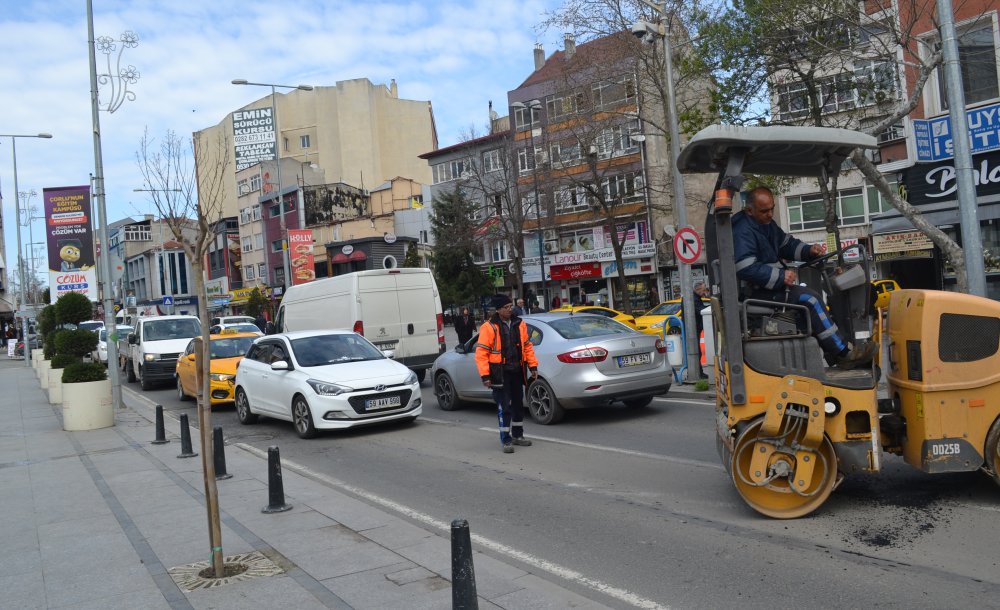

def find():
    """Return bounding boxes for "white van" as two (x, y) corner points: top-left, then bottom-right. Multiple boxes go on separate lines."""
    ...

(276, 269), (445, 382)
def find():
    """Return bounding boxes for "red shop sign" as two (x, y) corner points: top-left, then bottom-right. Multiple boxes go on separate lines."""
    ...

(550, 262), (601, 280)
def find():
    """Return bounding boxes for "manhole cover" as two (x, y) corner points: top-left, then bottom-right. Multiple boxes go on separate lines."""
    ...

(168, 550), (283, 591)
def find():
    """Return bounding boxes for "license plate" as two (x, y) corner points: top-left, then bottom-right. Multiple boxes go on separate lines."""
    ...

(374, 341), (398, 350)
(365, 395), (402, 410)
(617, 353), (651, 367)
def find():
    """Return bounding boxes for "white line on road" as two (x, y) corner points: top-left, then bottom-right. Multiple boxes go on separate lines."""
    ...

(235, 442), (671, 610)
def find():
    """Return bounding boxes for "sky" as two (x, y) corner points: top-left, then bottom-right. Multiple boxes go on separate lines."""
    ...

(0, 0), (566, 290)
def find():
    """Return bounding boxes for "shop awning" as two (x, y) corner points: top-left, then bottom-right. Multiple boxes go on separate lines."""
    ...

(870, 195), (1000, 235)
(349, 250), (368, 261)
(331, 253), (350, 263)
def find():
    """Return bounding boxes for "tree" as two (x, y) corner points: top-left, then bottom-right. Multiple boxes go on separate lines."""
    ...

(136, 127), (230, 576)
(245, 287), (269, 319)
(402, 241), (421, 268)
(55, 292), (94, 326)
(430, 186), (494, 310)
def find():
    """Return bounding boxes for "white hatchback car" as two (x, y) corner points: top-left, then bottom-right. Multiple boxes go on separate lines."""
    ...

(234, 330), (422, 438)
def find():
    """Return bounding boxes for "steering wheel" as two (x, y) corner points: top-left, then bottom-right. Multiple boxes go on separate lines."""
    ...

(798, 243), (865, 270)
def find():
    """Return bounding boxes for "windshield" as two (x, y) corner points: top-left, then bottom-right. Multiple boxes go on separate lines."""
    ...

(79, 321), (104, 332)
(228, 324), (262, 333)
(225, 316), (256, 325)
(290, 334), (385, 367)
(98, 329), (106, 341)
(144, 319), (201, 341)
(646, 302), (682, 316)
(548, 316), (635, 339)
(209, 336), (256, 359)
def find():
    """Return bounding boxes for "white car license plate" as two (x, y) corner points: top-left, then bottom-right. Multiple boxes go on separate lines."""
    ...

(374, 341), (398, 350)
(366, 395), (402, 410)
(617, 353), (651, 367)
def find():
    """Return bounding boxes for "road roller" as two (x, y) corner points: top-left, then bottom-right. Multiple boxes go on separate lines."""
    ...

(677, 125), (1000, 518)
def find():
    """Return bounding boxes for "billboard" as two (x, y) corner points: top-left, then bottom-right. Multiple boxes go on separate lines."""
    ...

(913, 101), (1000, 162)
(43, 185), (98, 302)
(233, 107), (276, 172)
(288, 229), (315, 285)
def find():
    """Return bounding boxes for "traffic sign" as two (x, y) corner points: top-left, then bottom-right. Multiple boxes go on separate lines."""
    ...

(673, 227), (702, 264)
(162, 296), (174, 306)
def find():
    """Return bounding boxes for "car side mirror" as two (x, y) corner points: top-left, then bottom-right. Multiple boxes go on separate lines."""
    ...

(382, 350), (395, 359)
(187, 354), (196, 361)
(128, 334), (136, 345)
(270, 360), (289, 371)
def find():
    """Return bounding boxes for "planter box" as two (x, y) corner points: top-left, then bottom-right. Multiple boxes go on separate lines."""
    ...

(38, 360), (50, 388)
(48, 368), (63, 404)
(62, 379), (113, 431)
(32, 349), (43, 369)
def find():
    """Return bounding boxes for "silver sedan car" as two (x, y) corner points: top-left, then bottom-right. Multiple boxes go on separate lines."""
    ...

(431, 312), (671, 424)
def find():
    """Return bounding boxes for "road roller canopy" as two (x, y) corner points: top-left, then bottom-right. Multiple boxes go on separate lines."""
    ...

(677, 125), (877, 178)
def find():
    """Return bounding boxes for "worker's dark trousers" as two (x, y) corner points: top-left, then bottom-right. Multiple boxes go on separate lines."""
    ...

(493, 367), (525, 444)
(752, 284), (848, 358)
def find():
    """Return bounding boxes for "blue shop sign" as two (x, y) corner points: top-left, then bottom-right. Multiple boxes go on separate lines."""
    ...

(913, 102), (1000, 162)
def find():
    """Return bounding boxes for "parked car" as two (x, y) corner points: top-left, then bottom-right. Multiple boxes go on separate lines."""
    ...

(550, 305), (639, 329)
(93, 325), (133, 365)
(126, 315), (202, 390)
(210, 315), (257, 327)
(79, 320), (105, 333)
(431, 312), (671, 424)
(634, 298), (711, 335)
(175, 331), (258, 406)
(234, 330), (421, 438)
(210, 322), (264, 335)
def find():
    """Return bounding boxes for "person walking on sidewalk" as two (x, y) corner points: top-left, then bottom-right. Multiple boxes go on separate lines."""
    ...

(454, 307), (476, 346)
(476, 294), (539, 453)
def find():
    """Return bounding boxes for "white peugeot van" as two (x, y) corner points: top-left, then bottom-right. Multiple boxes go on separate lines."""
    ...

(275, 269), (445, 383)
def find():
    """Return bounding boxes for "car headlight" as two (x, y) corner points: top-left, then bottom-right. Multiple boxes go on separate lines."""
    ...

(404, 371), (418, 385)
(210, 374), (234, 382)
(307, 379), (353, 396)
(144, 353), (157, 362)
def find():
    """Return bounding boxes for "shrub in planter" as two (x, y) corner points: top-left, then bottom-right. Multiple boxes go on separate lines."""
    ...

(54, 329), (98, 359)
(50, 354), (78, 370)
(55, 292), (94, 326)
(62, 362), (108, 384)
(44, 329), (72, 360)
(38, 305), (57, 337)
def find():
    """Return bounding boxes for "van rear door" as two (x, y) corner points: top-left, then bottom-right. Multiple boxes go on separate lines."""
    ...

(391, 272), (439, 359)
(357, 273), (403, 350)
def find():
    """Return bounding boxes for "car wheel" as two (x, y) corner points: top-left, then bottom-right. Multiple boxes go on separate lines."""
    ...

(434, 372), (463, 411)
(126, 361), (136, 383)
(624, 396), (654, 409)
(292, 395), (317, 439)
(527, 379), (564, 425)
(177, 377), (189, 401)
(235, 388), (258, 424)
(140, 366), (153, 391)
(415, 368), (427, 384)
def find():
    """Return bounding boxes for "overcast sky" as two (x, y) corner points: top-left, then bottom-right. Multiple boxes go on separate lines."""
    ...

(0, 0), (565, 287)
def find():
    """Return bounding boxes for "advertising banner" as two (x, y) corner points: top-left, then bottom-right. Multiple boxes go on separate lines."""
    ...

(913, 101), (1000, 162)
(288, 229), (315, 285)
(43, 185), (97, 302)
(233, 107), (276, 172)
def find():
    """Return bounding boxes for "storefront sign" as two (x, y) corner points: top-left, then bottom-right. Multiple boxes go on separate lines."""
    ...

(229, 286), (272, 304)
(341, 245), (354, 255)
(288, 229), (315, 285)
(602, 258), (654, 278)
(44, 185), (98, 302)
(913, 101), (1000, 162)
(874, 249), (934, 262)
(872, 231), (933, 254)
(205, 277), (228, 298)
(543, 242), (656, 266)
(550, 262), (601, 280)
(905, 149), (1000, 200)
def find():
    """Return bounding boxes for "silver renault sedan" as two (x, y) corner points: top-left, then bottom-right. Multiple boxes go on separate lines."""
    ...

(430, 312), (671, 424)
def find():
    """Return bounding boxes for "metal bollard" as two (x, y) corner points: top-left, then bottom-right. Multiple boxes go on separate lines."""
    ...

(451, 519), (478, 609)
(262, 446), (292, 513)
(177, 414), (198, 458)
(152, 405), (170, 444)
(213, 426), (232, 480)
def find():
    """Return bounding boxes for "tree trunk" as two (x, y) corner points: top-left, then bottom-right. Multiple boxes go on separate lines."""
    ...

(607, 219), (632, 315)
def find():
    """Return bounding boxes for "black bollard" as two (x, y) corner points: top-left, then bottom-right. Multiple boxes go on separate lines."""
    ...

(151, 405), (170, 445)
(262, 446), (292, 513)
(177, 414), (198, 458)
(451, 519), (478, 610)
(213, 426), (232, 480)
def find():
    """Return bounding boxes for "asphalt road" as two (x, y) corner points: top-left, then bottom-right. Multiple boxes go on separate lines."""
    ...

(127, 371), (1000, 610)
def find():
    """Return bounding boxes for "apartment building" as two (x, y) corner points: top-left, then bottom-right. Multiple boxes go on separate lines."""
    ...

(116, 216), (199, 315)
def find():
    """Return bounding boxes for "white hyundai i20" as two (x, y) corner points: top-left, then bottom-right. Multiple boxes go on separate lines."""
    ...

(234, 330), (421, 438)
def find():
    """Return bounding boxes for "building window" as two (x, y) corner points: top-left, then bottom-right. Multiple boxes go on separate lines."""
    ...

(237, 179), (249, 197)
(550, 141), (582, 167)
(241, 236), (253, 252)
(521, 192), (547, 219)
(239, 208), (251, 225)
(300, 134), (311, 149)
(545, 90), (584, 120)
(935, 23), (999, 109)
(513, 104), (541, 130)
(472, 242), (485, 264)
(865, 181), (899, 216)
(490, 240), (510, 262)
(592, 74), (636, 110)
(258, 263), (266, 279)
(249, 173), (262, 192)
(554, 186), (590, 214)
(270, 199), (294, 217)
(595, 120), (640, 159)
(482, 149), (501, 173)
(419, 230), (428, 244)
(274, 267), (285, 286)
(786, 187), (870, 231)
(518, 146), (541, 174)
(271, 239), (284, 253)
(123, 225), (151, 241)
(431, 159), (469, 184)
(254, 233), (264, 250)
(244, 265), (256, 281)
(602, 171), (644, 204)
(251, 204), (261, 220)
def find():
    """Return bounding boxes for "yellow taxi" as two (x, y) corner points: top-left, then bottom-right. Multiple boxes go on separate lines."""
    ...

(634, 298), (711, 335)
(175, 331), (259, 407)
(550, 305), (638, 329)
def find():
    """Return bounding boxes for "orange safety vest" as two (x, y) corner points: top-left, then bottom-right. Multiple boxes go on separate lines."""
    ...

(475, 317), (538, 379)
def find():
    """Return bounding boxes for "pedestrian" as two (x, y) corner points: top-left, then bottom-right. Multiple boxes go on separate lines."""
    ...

(476, 294), (539, 453)
(454, 307), (476, 346)
(513, 298), (526, 317)
(254, 313), (267, 333)
(551, 294), (562, 309)
(692, 282), (711, 337)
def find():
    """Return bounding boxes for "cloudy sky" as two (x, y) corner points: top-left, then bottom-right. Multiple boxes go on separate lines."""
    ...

(0, 0), (565, 288)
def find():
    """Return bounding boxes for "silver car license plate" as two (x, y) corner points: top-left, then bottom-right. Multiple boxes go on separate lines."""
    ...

(366, 395), (402, 410)
(617, 353), (651, 367)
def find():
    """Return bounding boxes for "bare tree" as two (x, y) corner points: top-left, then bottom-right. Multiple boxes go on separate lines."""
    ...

(135, 127), (231, 576)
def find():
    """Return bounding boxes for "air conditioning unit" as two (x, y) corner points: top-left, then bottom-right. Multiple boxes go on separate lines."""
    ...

(543, 230), (558, 241)
(534, 151), (549, 165)
(588, 145), (598, 156)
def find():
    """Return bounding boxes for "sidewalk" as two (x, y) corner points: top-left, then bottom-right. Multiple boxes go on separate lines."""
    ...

(0, 357), (612, 609)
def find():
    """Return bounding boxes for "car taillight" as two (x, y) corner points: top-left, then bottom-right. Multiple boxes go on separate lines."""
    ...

(655, 338), (666, 353)
(557, 347), (608, 363)
(436, 313), (445, 345)
(353, 320), (364, 336)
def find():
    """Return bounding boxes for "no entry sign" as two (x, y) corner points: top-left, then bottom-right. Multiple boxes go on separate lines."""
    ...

(673, 227), (702, 264)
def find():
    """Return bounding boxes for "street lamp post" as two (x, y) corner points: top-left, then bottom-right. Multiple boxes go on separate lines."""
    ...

(634, 1), (702, 381)
(2, 133), (52, 367)
(231, 79), (313, 293)
(19, 193), (41, 305)
(511, 100), (548, 310)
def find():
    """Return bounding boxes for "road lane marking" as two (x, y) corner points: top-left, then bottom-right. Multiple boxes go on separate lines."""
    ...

(236, 442), (670, 610)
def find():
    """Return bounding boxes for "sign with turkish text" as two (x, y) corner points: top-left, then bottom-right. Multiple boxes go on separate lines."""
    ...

(601, 258), (654, 279)
(288, 229), (315, 285)
(43, 185), (97, 302)
(913, 102), (1000, 162)
(872, 231), (933, 254)
(903, 149), (1000, 201)
(550, 262), (602, 280)
(233, 107), (276, 172)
